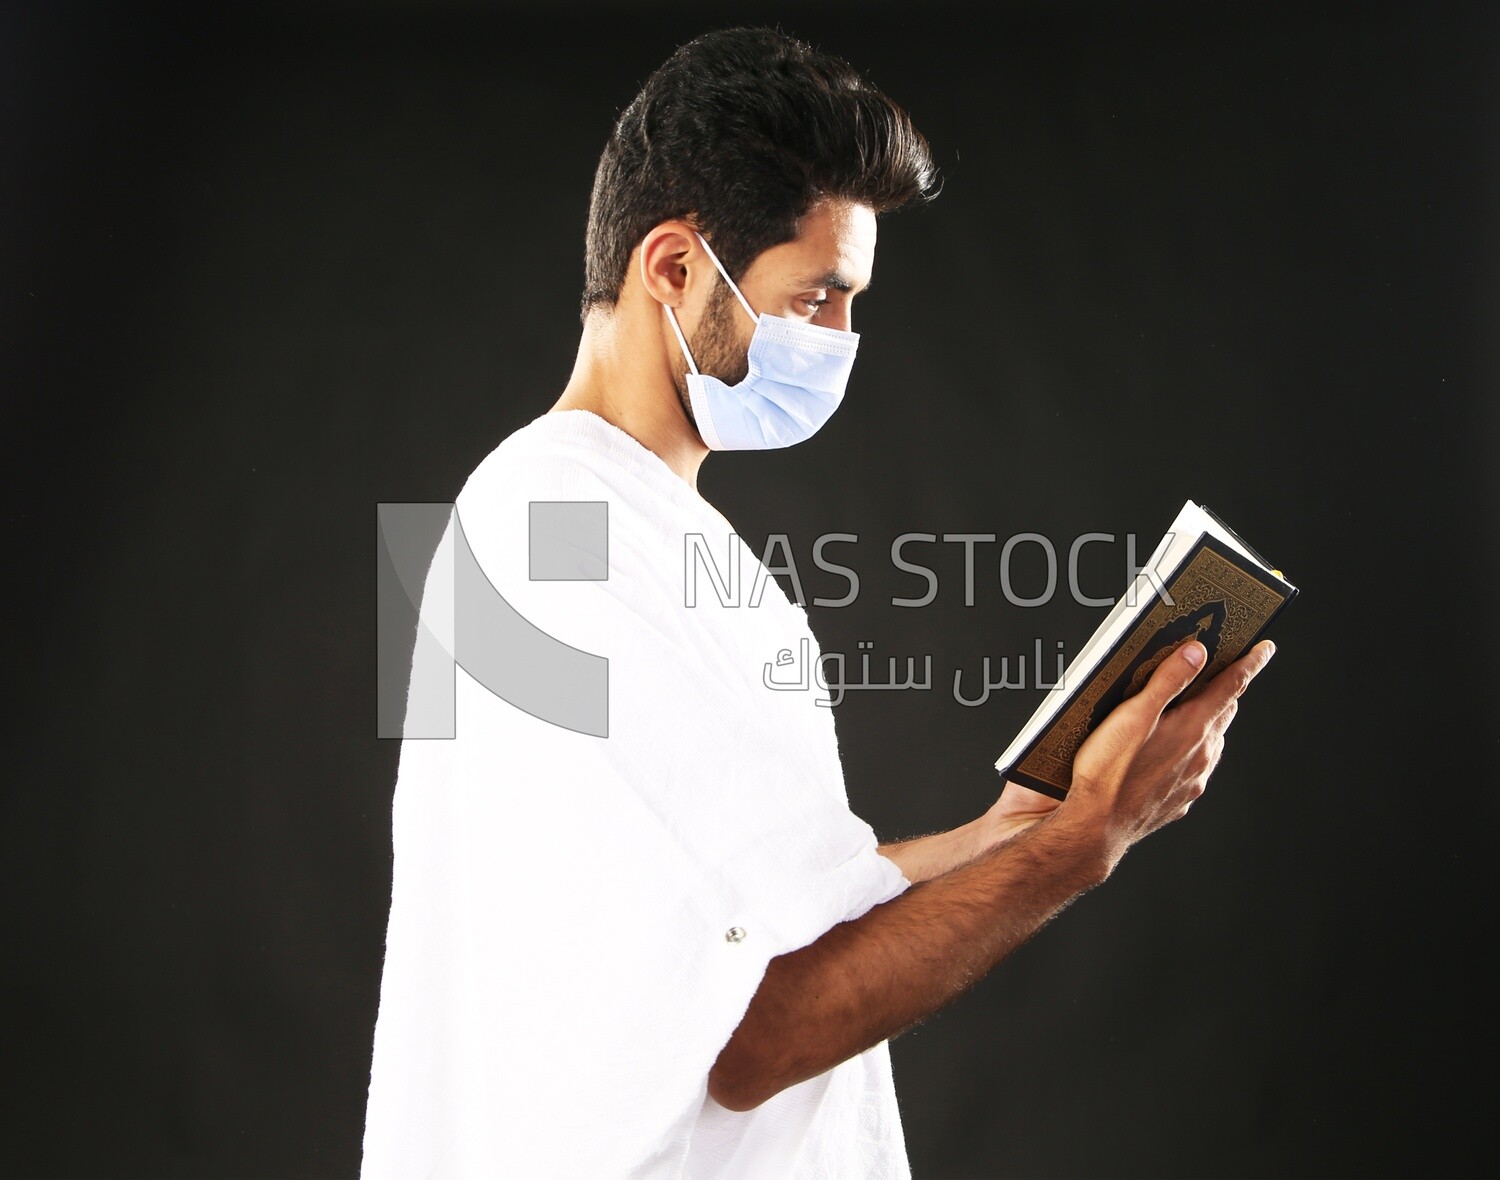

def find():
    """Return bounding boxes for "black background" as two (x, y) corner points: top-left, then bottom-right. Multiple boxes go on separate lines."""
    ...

(5, 2), (1498, 1177)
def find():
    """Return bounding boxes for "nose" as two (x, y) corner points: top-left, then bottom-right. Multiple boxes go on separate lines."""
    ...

(820, 304), (853, 333)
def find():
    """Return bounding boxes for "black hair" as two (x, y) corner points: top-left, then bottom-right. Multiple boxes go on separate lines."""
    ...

(580, 26), (939, 320)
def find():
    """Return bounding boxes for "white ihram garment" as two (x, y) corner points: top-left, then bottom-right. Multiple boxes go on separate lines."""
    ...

(361, 409), (912, 1178)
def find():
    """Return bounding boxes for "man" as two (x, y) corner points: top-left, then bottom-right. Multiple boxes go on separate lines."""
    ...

(361, 26), (1275, 1179)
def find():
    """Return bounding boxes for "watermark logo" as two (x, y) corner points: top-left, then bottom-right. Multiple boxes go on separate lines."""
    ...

(376, 502), (610, 739)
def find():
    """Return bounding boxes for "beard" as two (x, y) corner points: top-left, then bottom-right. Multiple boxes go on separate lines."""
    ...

(673, 281), (751, 429)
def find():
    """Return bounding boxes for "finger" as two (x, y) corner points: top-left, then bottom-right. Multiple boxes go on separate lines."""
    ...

(1192, 696), (1238, 740)
(1132, 639), (1209, 720)
(1221, 639), (1277, 703)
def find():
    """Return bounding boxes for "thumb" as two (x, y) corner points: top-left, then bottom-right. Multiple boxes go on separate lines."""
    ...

(1130, 640), (1207, 720)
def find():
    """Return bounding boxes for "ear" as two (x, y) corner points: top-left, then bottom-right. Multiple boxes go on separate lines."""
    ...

(637, 220), (710, 312)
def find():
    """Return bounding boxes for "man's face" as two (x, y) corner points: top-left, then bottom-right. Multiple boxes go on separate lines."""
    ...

(676, 198), (877, 421)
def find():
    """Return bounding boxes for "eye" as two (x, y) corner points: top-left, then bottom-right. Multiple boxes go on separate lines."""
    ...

(801, 295), (828, 315)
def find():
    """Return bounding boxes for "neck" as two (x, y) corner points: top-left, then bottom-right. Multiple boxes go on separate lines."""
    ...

(549, 300), (709, 490)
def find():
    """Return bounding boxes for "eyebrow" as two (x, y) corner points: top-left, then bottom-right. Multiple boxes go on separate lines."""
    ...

(800, 269), (871, 295)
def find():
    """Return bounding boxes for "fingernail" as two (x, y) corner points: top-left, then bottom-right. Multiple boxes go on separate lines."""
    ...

(1265, 641), (1277, 659)
(1182, 641), (1206, 669)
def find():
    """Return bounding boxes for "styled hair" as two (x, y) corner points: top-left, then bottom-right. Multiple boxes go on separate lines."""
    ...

(580, 26), (939, 319)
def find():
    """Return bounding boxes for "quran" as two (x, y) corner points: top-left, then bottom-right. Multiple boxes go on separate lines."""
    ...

(994, 500), (1298, 800)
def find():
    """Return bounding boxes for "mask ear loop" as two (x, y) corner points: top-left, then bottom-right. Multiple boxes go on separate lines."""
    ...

(663, 304), (698, 375)
(693, 232), (760, 326)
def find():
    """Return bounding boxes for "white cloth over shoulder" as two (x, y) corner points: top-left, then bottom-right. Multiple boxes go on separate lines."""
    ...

(361, 409), (913, 1179)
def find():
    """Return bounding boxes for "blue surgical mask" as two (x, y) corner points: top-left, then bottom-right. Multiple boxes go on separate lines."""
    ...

(663, 232), (859, 451)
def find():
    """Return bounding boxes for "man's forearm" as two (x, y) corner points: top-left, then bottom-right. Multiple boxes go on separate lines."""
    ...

(709, 810), (1110, 1111)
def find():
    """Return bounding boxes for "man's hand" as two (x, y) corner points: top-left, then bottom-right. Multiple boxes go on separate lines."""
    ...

(888, 640), (1276, 879)
(1059, 637), (1276, 869)
(983, 639), (1275, 855)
